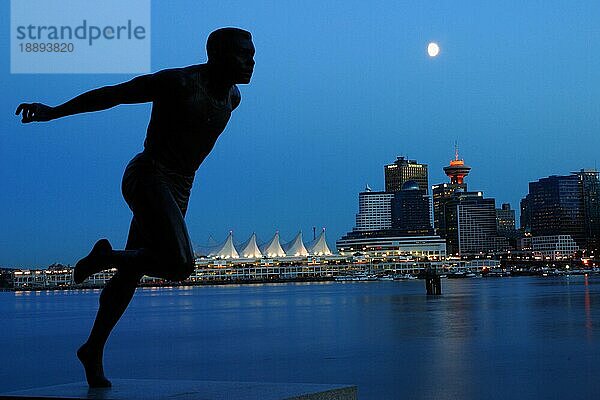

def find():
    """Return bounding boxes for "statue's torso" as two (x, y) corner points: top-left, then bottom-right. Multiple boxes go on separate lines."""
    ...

(143, 65), (237, 175)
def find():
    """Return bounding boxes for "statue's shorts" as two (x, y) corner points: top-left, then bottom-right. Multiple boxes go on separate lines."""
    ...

(120, 151), (195, 279)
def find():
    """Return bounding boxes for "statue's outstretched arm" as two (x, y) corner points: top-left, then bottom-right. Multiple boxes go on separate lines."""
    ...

(15, 71), (168, 123)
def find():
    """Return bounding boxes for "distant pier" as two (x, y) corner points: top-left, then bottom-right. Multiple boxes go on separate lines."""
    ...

(424, 267), (442, 295)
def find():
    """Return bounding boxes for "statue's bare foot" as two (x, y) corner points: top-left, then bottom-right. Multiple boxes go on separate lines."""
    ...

(77, 342), (112, 388)
(74, 239), (112, 284)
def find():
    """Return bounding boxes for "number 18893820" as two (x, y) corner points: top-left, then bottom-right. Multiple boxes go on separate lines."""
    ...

(19, 43), (74, 52)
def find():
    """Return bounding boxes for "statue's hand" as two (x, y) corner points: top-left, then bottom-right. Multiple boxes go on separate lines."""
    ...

(15, 103), (55, 123)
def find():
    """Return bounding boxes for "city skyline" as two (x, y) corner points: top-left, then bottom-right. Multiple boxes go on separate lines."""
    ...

(1, 142), (597, 267)
(2, 1), (600, 266)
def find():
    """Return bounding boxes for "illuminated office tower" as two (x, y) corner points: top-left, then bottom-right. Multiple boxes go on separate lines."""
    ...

(384, 156), (429, 193)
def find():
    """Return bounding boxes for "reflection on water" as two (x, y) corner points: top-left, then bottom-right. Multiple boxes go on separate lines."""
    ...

(585, 275), (593, 340)
(1, 276), (599, 400)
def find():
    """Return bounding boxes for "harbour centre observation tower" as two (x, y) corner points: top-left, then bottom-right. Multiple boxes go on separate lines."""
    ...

(443, 146), (471, 185)
(432, 146), (509, 255)
(432, 146), (471, 234)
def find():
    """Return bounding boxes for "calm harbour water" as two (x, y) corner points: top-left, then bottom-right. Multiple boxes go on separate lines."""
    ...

(1, 276), (599, 399)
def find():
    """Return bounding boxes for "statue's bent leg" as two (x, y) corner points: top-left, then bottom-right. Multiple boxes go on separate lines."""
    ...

(75, 158), (195, 283)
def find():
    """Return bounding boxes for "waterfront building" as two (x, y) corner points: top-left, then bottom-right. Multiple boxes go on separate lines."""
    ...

(336, 231), (446, 259)
(239, 233), (263, 258)
(261, 232), (287, 258)
(518, 235), (532, 251)
(384, 156), (429, 193)
(354, 185), (395, 231)
(191, 257), (349, 283)
(10, 257), (352, 289)
(391, 180), (434, 235)
(12, 266), (73, 289)
(531, 235), (579, 260)
(208, 231), (239, 259)
(201, 230), (333, 260)
(307, 229), (333, 256)
(9, 229), (340, 289)
(529, 174), (584, 245)
(521, 171), (600, 250)
(87, 269), (121, 286)
(12, 269), (48, 288)
(283, 232), (310, 257)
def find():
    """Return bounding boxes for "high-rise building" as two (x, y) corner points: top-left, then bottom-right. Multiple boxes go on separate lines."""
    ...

(526, 174), (585, 247)
(391, 180), (433, 235)
(577, 169), (600, 252)
(520, 195), (531, 232)
(496, 203), (519, 248)
(523, 169), (600, 252)
(354, 185), (394, 232)
(441, 191), (506, 255)
(432, 182), (467, 237)
(384, 156), (429, 193)
(496, 203), (516, 236)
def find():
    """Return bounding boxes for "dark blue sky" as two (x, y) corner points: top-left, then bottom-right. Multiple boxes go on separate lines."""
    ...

(2, 1), (599, 267)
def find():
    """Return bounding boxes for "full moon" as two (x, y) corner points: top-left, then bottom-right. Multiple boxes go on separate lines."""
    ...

(427, 42), (440, 57)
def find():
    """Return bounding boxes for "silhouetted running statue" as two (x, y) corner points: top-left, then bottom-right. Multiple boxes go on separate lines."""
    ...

(15, 27), (255, 388)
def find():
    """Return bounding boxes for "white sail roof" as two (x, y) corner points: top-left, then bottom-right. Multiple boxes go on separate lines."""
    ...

(307, 229), (332, 255)
(208, 231), (239, 259)
(261, 232), (286, 258)
(284, 231), (309, 256)
(239, 233), (263, 258)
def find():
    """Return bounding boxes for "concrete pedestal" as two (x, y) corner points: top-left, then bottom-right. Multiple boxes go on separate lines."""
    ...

(0, 379), (358, 400)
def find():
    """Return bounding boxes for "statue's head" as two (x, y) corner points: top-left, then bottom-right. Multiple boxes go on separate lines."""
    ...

(207, 27), (255, 84)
